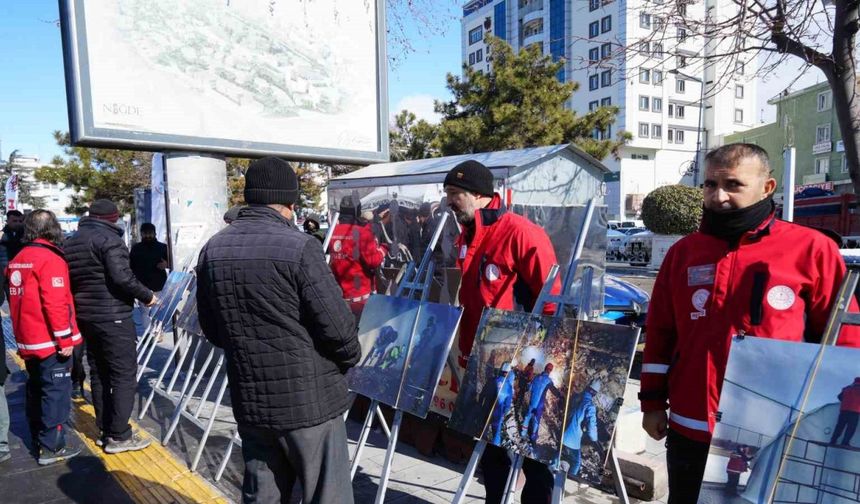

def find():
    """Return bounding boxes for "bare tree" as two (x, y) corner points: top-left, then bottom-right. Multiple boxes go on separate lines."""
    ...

(592, 0), (860, 194)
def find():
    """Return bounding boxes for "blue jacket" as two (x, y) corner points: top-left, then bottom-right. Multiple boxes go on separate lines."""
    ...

(527, 372), (555, 410)
(563, 390), (598, 449)
(492, 373), (514, 421)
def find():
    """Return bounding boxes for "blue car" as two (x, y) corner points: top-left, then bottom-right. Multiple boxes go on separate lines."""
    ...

(602, 275), (650, 328)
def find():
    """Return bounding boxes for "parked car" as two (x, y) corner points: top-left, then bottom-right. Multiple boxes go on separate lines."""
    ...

(625, 231), (654, 266)
(603, 275), (650, 327)
(607, 229), (627, 261)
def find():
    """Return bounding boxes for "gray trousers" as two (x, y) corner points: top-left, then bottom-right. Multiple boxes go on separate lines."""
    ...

(239, 416), (354, 504)
(0, 384), (8, 453)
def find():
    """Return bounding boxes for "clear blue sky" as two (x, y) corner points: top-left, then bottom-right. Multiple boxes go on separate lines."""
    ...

(0, 1), (462, 163)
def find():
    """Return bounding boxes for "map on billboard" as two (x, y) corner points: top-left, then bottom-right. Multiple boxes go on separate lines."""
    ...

(61, 0), (387, 163)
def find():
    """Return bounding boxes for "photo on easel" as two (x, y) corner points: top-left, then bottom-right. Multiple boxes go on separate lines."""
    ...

(348, 295), (420, 407)
(699, 337), (860, 503)
(448, 309), (537, 439)
(557, 320), (638, 486)
(397, 302), (463, 418)
(347, 294), (462, 413)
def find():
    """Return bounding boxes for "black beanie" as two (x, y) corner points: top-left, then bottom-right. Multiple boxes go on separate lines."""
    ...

(444, 160), (494, 196)
(339, 195), (361, 217)
(89, 199), (120, 222)
(244, 157), (299, 205)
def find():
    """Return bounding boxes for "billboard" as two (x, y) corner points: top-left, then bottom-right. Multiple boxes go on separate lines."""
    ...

(59, 0), (388, 164)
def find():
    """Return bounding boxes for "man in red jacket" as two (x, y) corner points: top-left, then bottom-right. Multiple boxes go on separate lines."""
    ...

(7, 210), (83, 465)
(328, 195), (386, 317)
(445, 160), (560, 504)
(641, 143), (860, 503)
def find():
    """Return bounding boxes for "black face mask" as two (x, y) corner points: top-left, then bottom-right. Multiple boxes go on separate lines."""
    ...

(701, 196), (775, 242)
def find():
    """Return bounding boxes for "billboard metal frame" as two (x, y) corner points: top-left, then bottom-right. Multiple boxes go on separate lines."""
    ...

(59, 0), (390, 164)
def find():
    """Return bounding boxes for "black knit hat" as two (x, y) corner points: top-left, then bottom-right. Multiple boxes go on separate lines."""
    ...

(89, 199), (120, 223)
(339, 195), (361, 217)
(244, 157), (299, 205)
(444, 160), (494, 196)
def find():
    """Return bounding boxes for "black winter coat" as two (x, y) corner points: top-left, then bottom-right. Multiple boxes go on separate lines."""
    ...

(130, 240), (169, 292)
(196, 206), (360, 430)
(64, 217), (153, 322)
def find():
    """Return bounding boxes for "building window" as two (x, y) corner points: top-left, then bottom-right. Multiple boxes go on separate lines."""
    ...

(653, 69), (664, 85)
(601, 42), (612, 59)
(734, 108), (743, 123)
(667, 129), (674, 142)
(677, 105), (686, 118)
(668, 128), (684, 143)
(677, 27), (687, 42)
(843, 155), (849, 173)
(676, 130), (685, 143)
(678, 2), (687, 16)
(677, 55), (687, 68)
(469, 52), (476, 65)
(589, 74), (600, 90)
(652, 124), (662, 138)
(601, 96), (612, 106)
(735, 60), (745, 75)
(676, 79), (686, 93)
(640, 41), (650, 55)
(735, 85), (744, 99)
(640, 12), (651, 29)
(639, 69), (651, 83)
(589, 47), (600, 63)
(639, 123), (650, 138)
(476, 49), (483, 62)
(601, 69), (612, 87)
(653, 43), (664, 59)
(816, 124), (831, 143)
(815, 157), (830, 174)
(818, 91), (832, 111)
(652, 97), (662, 112)
(639, 95), (650, 111)
(469, 26), (483, 45)
(632, 153), (650, 160)
(589, 100), (599, 111)
(654, 16), (665, 31)
(668, 104), (674, 117)
(601, 15), (612, 33)
(590, 0), (600, 11)
(589, 21), (600, 38)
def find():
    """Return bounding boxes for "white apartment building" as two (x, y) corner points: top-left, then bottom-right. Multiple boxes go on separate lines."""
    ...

(3, 154), (79, 231)
(462, 0), (757, 218)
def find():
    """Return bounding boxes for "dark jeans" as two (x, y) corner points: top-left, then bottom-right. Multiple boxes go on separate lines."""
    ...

(725, 472), (741, 494)
(239, 416), (353, 504)
(71, 340), (86, 386)
(666, 429), (710, 504)
(81, 318), (137, 441)
(830, 410), (859, 446)
(480, 444), (554, 504)
(24, 353), (73, 452)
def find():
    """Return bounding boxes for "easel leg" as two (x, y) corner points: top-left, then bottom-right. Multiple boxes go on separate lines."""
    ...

(551, 464), (567, 504)
(610, 448), (631, 504)
(350, 399), (378, 481)
(501, 454), (524, 504)
(374, 410), (403, 504)
(451, 440), (487, 504)
(376, 405), (391, 439)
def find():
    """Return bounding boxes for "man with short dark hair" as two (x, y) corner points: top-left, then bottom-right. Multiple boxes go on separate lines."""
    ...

(445, 159), (560, 504)
(130, 223), (169, 292)
(197, 157), (360, 504)
(0, 210), (25, 270)
(65, 199), (156, 453)
(8, 210), (83, 465)
(641, 143), (860, 502)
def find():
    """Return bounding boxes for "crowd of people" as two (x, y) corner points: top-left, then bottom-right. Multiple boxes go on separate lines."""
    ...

(0, 201), (168, 466)
(1, 142), (860, 504)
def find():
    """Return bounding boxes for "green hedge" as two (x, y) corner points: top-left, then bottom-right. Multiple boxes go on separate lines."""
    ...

(641, 184), (702, 235)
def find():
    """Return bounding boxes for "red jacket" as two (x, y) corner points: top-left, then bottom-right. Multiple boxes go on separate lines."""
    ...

(328, 217), (386, 301)
(726, 452), (749, 474)
(642, 216), (860, 443)
(455, 194), (560, 366)
(839, 379), (860, 412)
(7, 239), (82, 360)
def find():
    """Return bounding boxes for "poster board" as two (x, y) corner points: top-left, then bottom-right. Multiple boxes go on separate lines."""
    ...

(59, 0), (388, 163)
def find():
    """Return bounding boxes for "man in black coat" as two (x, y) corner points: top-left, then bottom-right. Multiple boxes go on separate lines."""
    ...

(0, 210), (25, 271)
(130, 223), (169, 292)
(64, 199), (156, 453)
(196, 157), (360, 504)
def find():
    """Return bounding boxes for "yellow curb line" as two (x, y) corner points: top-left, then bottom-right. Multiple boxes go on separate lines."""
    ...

(6, 349), (230, 504)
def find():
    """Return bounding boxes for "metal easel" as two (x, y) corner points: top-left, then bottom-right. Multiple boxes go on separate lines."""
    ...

(451, 199), (632, 504)
(349, 212), (451, 504)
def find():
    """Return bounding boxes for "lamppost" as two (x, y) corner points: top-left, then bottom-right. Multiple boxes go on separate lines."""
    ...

(669, 69), (707, 187)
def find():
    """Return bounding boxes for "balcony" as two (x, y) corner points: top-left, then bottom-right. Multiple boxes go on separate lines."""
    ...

(522, 8), (544, 25)
(519, 0), (544, 17)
